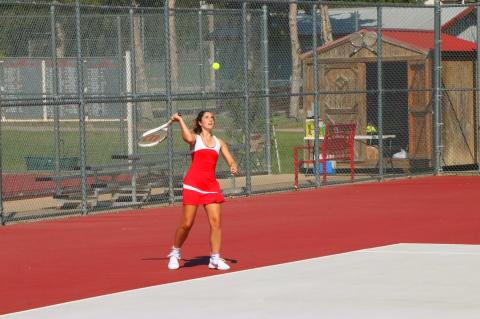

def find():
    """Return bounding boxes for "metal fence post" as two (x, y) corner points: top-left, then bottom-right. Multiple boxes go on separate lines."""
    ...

(75, 0), (88, 215)
(198, 7), (206, 109)
(129, 7), (139, 203)
(476, 4), (480, 173)
(262, 4), (272, 175)
(242, 2), (251, 195)
(141, 9), (146, 56)
(129, 8), (138, 151)
(377, 5), (384, 180)
(164, 0), (174, 203)
(433, 0), (442, 174)
(117, 15), (127, 155)
(312, 4), (320, 187)
(0, 95), (3, 225)
(50, 4), (61, 196)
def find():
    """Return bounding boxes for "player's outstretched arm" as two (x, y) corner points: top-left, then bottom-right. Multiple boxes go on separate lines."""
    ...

(219, 139), (238, 175)
(171, 113), (195, 145)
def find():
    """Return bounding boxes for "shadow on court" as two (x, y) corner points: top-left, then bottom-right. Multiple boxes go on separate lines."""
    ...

(182, 256), (238, 268)
(140, 256), (238, 268)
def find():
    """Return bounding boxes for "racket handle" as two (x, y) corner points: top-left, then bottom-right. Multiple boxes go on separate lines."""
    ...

(170, 112), (181, 122)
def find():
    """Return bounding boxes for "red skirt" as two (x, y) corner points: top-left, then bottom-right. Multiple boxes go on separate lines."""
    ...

(182, 188), (225, 205)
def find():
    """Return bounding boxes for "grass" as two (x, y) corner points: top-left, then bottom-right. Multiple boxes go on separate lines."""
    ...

(2, 130), (124, 172)
(271, 113), (306, 130)
(2, 119), (305, 174)
(270, 131), (304, 174)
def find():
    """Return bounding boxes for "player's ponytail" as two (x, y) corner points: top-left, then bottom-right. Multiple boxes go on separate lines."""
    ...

(193, 110), (207, 134)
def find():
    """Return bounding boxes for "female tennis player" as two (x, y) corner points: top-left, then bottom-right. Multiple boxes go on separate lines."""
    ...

(167, 111), (238, 270)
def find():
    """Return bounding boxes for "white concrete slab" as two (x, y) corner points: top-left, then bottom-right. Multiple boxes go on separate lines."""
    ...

(3, 244), (480, 319)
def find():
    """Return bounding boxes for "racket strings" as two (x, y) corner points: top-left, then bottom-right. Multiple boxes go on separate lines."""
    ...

(138, 116), (177, 148)
(138, 130), (167, 147)
(141, 135), (162, 142)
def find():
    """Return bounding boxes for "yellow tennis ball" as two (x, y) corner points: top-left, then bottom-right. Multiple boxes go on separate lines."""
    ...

(211, 62), (220, 71)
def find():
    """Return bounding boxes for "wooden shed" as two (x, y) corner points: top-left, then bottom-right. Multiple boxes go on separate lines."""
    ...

(301, 29), (477, 167)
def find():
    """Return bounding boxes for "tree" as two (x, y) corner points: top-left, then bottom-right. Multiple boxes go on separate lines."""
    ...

(319, 4), (333, 44)
(167, 0), (179, 93)
(288, 2), (302, 119)
(288, 0), (334, 119)
(132, 0), (153, 118)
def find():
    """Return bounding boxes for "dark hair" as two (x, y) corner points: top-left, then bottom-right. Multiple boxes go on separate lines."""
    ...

(193, 110), (214, 134)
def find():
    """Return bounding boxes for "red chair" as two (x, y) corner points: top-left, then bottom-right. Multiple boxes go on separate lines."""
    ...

(321, 123), (356, 183)
(294, 123), (356, 188)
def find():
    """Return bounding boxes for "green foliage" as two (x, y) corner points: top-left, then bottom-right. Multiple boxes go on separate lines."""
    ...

(223, 47), (266, 144)
(341, 0), (425, 3)
(55, 0), (201, 7)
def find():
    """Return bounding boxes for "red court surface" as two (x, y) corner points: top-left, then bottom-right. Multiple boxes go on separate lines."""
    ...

(1, 175), (479, 315)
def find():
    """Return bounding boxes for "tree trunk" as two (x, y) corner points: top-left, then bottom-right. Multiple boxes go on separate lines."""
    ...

(168, 0), (179, 92)
(320, 5), (333, 44)
(133, 3), (153, 118)
(289, 3), (302, 119)
(55, 21), (65, 58)
(205, 2), (215, 91)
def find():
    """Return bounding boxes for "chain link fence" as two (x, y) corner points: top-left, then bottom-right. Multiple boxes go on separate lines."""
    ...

(1, 0), (478, 224)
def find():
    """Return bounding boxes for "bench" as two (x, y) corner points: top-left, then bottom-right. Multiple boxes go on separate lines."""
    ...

(25, 156), (79, 171)
(35, 142), (259, 209)
(109, 151), (188, 204)
(35, 151), (189, 209)
(35, 172), (113, 209)
(51, 183), (112, 209)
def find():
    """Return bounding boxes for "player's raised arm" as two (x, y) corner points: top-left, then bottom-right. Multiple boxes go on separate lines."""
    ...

(171, 113), (195, 145)
(219, 139), (238, 175)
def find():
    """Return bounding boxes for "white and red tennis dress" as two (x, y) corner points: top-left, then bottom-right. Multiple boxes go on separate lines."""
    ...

(182, 134), (225, 205)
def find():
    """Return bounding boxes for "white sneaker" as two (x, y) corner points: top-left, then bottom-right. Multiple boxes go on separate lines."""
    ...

(167, 251), (181, 270)
(208, 257), (230, 270)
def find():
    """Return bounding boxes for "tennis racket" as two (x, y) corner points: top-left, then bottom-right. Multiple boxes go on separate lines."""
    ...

(137, 113), (181, 148)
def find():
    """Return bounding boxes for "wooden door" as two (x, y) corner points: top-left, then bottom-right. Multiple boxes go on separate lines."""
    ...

(441, 60), (475, 166)
(408, 61), (432, 162)
(319, 63), (366, 160)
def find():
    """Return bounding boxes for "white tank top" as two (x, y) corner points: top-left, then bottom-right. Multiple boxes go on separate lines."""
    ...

(191, 134), (221, 154)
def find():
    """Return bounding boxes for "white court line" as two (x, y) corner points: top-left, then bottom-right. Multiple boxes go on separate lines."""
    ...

(2, 243), (480, 319)
(1, 244), (387, 317)
(369, 251), (480, 255)
(3, 243), (394, 317)
(369, 243), (480, 255)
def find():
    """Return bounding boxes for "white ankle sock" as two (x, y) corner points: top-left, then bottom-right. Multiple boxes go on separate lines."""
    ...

(211, 253), (220, 260)
(171, 246), (181, 256)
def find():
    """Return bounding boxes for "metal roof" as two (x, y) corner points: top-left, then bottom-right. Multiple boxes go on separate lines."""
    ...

(381, 29), (476, 52)
(301, 28), (476, 60)
(297, 6), (468, 36)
